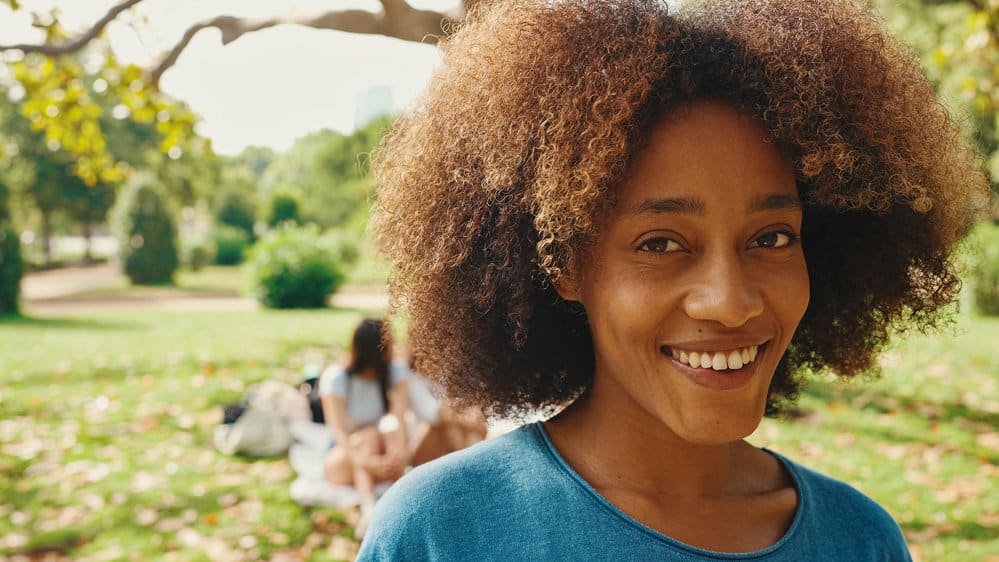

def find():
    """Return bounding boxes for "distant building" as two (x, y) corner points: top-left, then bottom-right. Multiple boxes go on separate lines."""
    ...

(355, 85), (395, 129)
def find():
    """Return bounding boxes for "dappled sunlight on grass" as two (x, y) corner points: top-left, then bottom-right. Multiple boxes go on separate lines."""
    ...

(1, 306), (996, 560)
(175, 266), (247, 293)
(751, 314), (999, 561)
(0, 309), (367, 561)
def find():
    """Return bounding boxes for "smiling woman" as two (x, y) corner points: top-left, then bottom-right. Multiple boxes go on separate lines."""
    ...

(551, 101), (810, 451)
(359, 0), (988, 559)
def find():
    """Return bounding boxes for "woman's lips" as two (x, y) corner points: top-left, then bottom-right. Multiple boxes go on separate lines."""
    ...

(660, 342), (768, 390)
(668, 344), (759, 370)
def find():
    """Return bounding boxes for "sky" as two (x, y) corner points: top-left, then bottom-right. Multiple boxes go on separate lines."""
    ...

(1, 0), (456, 154)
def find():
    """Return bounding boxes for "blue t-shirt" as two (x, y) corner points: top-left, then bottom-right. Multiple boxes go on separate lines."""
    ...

(358, 423), (912, 561)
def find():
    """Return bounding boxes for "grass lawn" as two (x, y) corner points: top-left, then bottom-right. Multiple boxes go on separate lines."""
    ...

(1, 299), (996, 560)
(0, 308), (371, 561)
(752, 313), (999, 561)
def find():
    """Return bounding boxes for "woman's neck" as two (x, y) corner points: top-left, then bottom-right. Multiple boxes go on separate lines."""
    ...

(543, 373), (798, 553)
(544, 380), (765, 499)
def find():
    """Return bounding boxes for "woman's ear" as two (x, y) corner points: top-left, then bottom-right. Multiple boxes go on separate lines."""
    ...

(550, 269), (582, 303)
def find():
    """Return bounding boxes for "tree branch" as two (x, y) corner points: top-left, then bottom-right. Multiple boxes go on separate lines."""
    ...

(0, 0), (145, 55)
(149, 1), (460, 87)
(0, 0), (469, 88)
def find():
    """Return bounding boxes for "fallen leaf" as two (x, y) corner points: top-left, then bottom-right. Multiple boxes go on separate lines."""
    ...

(328, 535), (358, 560)
(975, 432), (999, 451)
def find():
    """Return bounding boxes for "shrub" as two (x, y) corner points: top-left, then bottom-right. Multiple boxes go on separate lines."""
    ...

(0, 182), (9, 220)
(213, 225), (250, 266)
(0, 225), (21, 315)
(265, 189), (302, 228)
(111, 174), (179, 285)
(180, 240), (213, 271)
(216, 191), (256, 240)
(244, 224), (358, 309)
(967, 221), (999, 316)
(0, 184), (20, 315)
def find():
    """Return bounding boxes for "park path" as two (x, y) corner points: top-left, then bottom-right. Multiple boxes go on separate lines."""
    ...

(20, 263), (388, 315)
(20, 262), (122, 301)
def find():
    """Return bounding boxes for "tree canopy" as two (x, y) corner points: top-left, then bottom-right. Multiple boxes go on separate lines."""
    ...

(0, 0), (996, 202)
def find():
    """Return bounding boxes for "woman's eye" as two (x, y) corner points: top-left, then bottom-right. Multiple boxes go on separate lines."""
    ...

(638, 238), (682, 254)
(751, 231), (797, 249)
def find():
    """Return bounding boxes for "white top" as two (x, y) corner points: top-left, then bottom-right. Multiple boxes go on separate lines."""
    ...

(407, 372), (443, 425)
(318, 362), (409, 432)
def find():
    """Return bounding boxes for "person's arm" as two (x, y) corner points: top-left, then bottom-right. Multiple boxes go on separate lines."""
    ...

(383, 379), (412, 466)
(321, 394), (358, 460)
(323, 394), (391, 475)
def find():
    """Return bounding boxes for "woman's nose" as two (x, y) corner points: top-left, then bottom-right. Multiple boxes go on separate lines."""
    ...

(681, 254), (765, 328)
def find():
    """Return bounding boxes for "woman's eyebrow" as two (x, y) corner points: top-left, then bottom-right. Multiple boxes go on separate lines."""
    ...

(749, 193), (801, 213)
(631, 197), (706, 216)
(628, 193), (801, 216)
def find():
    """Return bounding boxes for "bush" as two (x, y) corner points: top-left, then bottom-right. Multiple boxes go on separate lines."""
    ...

(0, 225), (22, 315)
(968, 221), (999, 316)
(216, 191), (256, 240)
(111, 174), (179, 285)
(213, 225), (250, 266)
(265, 189), (302, 228)
(180, 240), (213, 271)
(244, 224), (358, 309)
(0, 184), (20, 315)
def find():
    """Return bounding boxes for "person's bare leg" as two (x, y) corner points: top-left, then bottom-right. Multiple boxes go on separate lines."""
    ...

(324, 446), (354, 485)
(348, 426), (383, 504)
(346, 426), (388, 539)
(443, 423), (470, 451)
(434, 404), (487, 451)
(411, 424), (451, 466)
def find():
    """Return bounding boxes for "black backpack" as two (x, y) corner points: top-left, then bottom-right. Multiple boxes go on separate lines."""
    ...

(298, 376), (325, 424)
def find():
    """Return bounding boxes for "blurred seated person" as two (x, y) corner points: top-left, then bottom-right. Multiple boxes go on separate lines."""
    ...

(319, 318), (410, 534)
(406, 356), (488, 466)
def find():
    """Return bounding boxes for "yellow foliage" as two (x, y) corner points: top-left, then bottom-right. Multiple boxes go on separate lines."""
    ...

(8, 53), (206, 188)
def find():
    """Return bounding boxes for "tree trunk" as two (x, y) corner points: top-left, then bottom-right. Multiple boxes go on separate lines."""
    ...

(40, 211), (53, 267)
(82, 222), (94, 264)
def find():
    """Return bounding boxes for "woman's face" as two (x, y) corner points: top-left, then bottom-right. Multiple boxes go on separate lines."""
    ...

(558, 100), (809, 445)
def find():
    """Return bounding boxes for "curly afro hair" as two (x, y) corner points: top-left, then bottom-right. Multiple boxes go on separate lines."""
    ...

(373, 0), (988, 419)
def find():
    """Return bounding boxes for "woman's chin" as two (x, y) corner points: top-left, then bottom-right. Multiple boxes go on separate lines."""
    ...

(668, 409), (766, 446)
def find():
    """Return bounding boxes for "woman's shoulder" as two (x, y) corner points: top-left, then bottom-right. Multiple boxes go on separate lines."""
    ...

(385, 423), (549, 503)
(778, 453), (891, 517)
(773, 452), (911, 557)
(317, 364), (348, 396)
(388, 362), (410, 385)
(358, 424), (558, 557)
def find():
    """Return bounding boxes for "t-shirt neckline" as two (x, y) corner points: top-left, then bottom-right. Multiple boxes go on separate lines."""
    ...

(529, 421), (806, 560)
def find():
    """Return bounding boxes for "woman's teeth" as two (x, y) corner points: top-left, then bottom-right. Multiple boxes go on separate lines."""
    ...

(669, 345), (758, 371)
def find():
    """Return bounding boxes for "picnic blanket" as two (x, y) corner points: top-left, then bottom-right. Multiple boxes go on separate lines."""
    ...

(287, 418), (399, 508)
